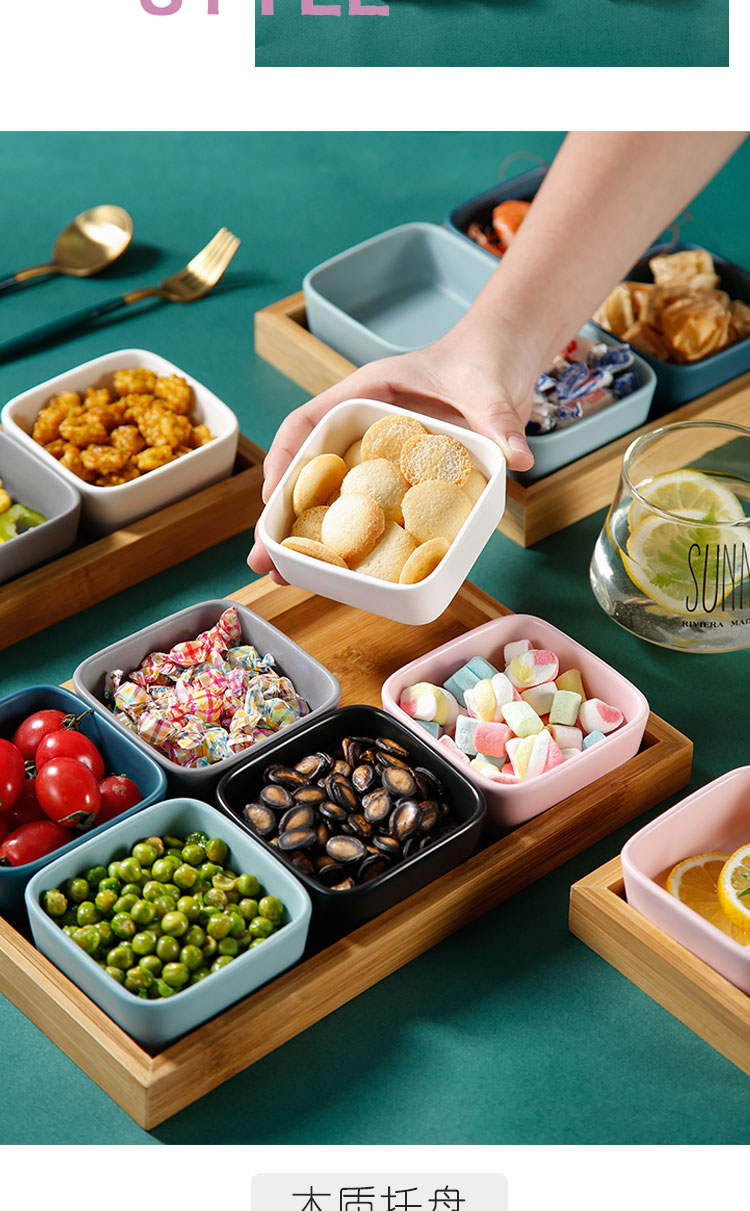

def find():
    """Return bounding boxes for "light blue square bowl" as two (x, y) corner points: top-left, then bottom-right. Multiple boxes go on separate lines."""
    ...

(25, 797), (312, 1049)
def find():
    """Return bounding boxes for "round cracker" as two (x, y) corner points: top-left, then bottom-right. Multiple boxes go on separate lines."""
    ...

(399, 537), (450, 584)
(291, 505), (328, 542)
(343, 438), (363, 469)
(291, 453), (347, 516)
(462, 466), (487, 505)
(340, 458), (409, 524)
(401, 480), (472, 545)
(281, 536), (347, 568)
(320, 492), (385, 562)
(360, 414), (427, 463)
(400, 433), (472, 486)
(351, 522), (417, 582)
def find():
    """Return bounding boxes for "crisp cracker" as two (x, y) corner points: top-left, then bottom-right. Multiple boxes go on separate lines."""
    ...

(351, 521), (417, 582)
(343, 438), (363, 469)
(360, 414), (427, 463)
(462, 466), (487, 505)
(320, 492), (386, 562)
(398, 537), (450, 583)
(340, 458), (409, 524)
(281, 536), (347, 568)
(400, 434), (472, 487)
(291, 453), (347, 516)
(401, 480), (472, 545)
(291, 505), (328, 542)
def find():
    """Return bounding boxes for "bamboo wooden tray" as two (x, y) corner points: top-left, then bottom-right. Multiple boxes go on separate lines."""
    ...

(254, 291), (750, 547)
(0, 434), (265, 651)
(569, 856), (750, 1076)
(0, 577), (693, 1128)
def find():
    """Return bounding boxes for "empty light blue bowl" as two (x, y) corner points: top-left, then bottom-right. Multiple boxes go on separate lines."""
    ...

(0, 685), (167, 921)
(25, 797), (312, 1049)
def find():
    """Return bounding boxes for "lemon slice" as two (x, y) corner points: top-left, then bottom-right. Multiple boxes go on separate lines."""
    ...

(624, 512), (749, 615)
(629, 468), (746, 533)
(717, 844), (750, 934)
(666, 852), (750, 943)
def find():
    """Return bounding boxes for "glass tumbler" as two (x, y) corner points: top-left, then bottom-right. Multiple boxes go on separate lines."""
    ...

(590, 420), (750, 652)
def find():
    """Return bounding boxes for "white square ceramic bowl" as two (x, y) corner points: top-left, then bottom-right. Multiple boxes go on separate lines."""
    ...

(25, 797), (312, 1049)
(381, 614), (650, 833)
(256, 398), (506, 626)
(621, 767), (750, 994)
(1, 349), (240, 535)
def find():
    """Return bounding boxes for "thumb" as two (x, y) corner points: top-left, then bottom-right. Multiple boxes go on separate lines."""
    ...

(471, 398), (534, 472)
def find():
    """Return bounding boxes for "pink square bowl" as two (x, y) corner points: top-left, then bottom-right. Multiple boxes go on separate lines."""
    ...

(381, 613), (650, 833)
(622, 767), (750, 994)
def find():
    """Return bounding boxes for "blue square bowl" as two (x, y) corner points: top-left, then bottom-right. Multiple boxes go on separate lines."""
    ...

(25, 797), (312, 1048)
(0, 685), (167, 921)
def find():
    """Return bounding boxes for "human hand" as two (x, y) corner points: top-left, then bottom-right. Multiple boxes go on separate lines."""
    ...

(248, 332), (537, 579)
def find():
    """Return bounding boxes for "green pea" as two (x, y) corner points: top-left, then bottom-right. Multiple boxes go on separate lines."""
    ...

(206, 913), (232, 940)
(228, 912), (246, 938)
(136, 958), (160, 982)
(60, 909), (78, 928)
(76, 901), (101, 927)
(179, 944), (204, 971)
(238, 898), (259, 921)
(96, 921), (114, 949)
(107, 861), (124, 881)
(98, 876), (121, 894)
(161, 910), (189, 938)
(175, 895), (200, 922)
(164, 834), (184, 851)
(189, 967), (211, 985)
(42, 889), (68, 918)
(64, 877), (90, 904)
(185, 923), (206, 948)
(205, 837), (228, 864)
(113, 894), (138, 915)
(200, 862), (222, 884)
(119, 883), (142, 900)
(151, 857), (176, 883)
(250, 938), (266, 948)
(111, 913), (137, 940)
(234, 929), (252, 949)
(153, 895), (177, 920)
(259, 895), (284, 923)
(211, 955), (234, 972)
(212, 871), (236, 893)
(154, 978), (176, 998)
(173, 863), (198, 891)
(125, 966), (153, 993)
(249, 915), (275, 939)
(73, 925), (100, 955)
(181, 843), (206, 867)
(142, 880), (165, 901)
(132, 930), (157, 956)
(84, 865), (107, 889)
(204, 887), (228, 909)
(186, 830), (209, 847)
(105, 965), (126, 984)
(63, 925), (77, 938)
(162, 961), (190, 989)
(132, 842), (158, 867)
(156, 935), (180, 962)
(237, 873), (261, 898)
(94, 889), (118, 914)
(107, 944), (134, 970)
(217, 937), (239, 957)
(130, 898), (156, 927)
(201, 936), (218, 960)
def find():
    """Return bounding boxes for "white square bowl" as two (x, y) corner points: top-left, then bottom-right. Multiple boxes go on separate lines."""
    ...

(1, 349), (240, 535)
(0, 429), (81, 584)
(25, 797), (312, 1049)
(381, 614), (650, 833)
(256, 398), (506, 626)
(621, 767), (750, 994)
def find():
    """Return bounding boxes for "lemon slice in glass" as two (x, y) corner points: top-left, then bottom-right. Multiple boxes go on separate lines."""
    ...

(629, 468), (746, 533)
(624, 513), (748, 614)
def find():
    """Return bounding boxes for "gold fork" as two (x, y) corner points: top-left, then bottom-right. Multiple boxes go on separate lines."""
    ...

(0, 228), (241, 362)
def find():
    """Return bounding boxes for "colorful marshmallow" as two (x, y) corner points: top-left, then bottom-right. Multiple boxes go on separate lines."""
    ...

(578, 698), (623, 735)
(548, 689), (582, 727)
(503, 639), (532, 663)
(399, 681), (460, 729)
(473, 721), (510, 759)
(501, 699), (544, 738)
(557, 668), (586, 699)
(521, 681), (557, 716)
(548, 724), (583, 751)
(506, 649), (560, 689)
(464, 672), (518, 721)
(582, 729), (606, 749)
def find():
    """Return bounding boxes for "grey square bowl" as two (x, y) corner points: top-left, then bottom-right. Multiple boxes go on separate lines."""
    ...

(0, 429), (81, 584)
(73, 599), (342, 794)
(25, 797), (313, 1049)
(303, 221), (496, 366)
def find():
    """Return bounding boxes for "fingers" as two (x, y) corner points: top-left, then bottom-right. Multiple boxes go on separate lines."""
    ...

(247, 537), (289, 586)
(469, 398), (535, 472)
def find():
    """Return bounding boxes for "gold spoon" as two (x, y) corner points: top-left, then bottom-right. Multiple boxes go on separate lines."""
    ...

(0, 205), (134, 294)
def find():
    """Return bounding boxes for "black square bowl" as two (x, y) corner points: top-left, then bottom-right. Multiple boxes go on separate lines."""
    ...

(215, 705), (487, 943)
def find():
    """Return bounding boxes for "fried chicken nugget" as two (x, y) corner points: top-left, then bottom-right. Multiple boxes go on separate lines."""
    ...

(110, 424), (145, 455)
(80, 445), (131, 476)
(113, 367), (157, 397)
(96, 460), (142, 486)
(42, 438), (67, 459)
(133, 444), (178, 472)
(60, 444), (97, 484)
(59, 410), (109, 447)
(154, 374), (192, 414)
(136, 402), (192, 450)
(189, 424), (214, 448)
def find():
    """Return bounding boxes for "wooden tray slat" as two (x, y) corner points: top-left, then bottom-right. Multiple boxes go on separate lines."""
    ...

(0, 434), (266, 650)
(1, 578), (693, 1127)
(569, 857), (750, 1075)
(254, 291), (750, 547)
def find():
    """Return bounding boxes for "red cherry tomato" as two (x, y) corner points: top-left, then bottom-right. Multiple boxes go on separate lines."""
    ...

(35, 730), (105, 781)
(0, 817), (7, 846)
(0, 739), (25, 813)
(2, 779), (45, 832)
(97, 775), (142, 824)
(11, 709), (68, 762)
(35, 758), (101, 828)
(0, 818), (72, 867)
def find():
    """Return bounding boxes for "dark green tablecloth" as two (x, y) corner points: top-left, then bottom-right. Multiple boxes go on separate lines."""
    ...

(0, 132), (748, 1145)
(255, 0), (728, 66)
